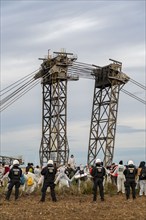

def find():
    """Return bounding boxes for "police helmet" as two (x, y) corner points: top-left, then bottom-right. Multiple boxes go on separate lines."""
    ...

(13, 160), (19, 165)
(128, 160), (134, 165)
(96, 158), (101, 164)
(47, 160), (53, 165)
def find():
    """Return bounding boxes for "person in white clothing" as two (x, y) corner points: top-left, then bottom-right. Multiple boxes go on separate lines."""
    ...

(34, 165), (41, 183)
(68, 155), (76, 170)
(54, 166), (71, 189)
(24, 171), (38, 194)
(0, 163), (5, 187)
(114, 160), (125, 194)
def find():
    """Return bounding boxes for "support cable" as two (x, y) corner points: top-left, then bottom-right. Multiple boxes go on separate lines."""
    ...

(0, 69), (39, 94)
(0, 78), (36, 105)
(129, 78), (146, 90)
(0, 80), (40, 112)
(121, 89), (146, 105)
(0, 71), (51, 112)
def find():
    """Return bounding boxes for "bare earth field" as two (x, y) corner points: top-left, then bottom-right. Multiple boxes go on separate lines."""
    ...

(0, 193), (146, 220)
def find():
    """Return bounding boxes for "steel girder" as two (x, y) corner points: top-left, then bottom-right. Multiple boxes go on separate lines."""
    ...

(87, 83), (121, 166)
(39, 79), (68, 166)
(87, 62), (129, 167)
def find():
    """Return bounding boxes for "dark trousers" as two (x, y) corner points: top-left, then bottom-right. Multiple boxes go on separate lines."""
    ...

(124, 180), (136, 199)
(93, 178), (104, 201)
(41, 182), (56, 202)
(6, 181), (20, 200)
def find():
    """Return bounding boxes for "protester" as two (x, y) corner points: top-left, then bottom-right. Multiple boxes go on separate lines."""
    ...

(113, 160), (125, 194)
(34, 165), (41, 183)
(138, 161), (146, 196)
(110, 163), (118, 185)
(68, 155), (76, 170)
(55, 166), (71, 189)
(0, 162), (5, 187)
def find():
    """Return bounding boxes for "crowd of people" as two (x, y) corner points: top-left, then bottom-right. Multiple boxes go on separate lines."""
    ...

(0, 154), (146, 203)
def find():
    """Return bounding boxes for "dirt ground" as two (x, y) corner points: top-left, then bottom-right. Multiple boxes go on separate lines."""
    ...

(0, 192), (146, 220)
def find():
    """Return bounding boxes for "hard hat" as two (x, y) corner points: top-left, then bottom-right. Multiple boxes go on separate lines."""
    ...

(47, 160), (53, 165)
(96, 158), (101, 163)
(128, 160), (134, 165)
(13, 160), (19, 165)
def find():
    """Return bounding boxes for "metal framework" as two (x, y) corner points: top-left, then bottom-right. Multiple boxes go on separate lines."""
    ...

(87, 61), (129, 166)
(35, 51), (78, 166)
(35, 51), (129, 167)
(0, 155), (24, 165)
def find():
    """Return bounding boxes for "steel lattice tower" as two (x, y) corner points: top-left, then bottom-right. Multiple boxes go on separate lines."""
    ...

(87, 61), (129, 166)
(35, 51), (78, 166)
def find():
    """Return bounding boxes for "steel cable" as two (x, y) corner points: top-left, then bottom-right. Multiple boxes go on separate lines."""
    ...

(0, 69), (40, 94)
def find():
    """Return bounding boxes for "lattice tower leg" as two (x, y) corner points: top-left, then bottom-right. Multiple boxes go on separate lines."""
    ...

(39, 80), (69, 166)
(87, 81), (121, 167)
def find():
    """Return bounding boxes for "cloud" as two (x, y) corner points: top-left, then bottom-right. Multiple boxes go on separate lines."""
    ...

(117, 125), (145, 134)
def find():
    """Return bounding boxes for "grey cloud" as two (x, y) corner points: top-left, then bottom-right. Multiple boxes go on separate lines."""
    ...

(117, 125), (146, 134)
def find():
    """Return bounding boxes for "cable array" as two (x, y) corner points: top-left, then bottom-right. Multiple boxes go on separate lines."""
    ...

(68, 61), (96, 80)
(121, 89), (146, 105)
(0, 60), (145, 112)
(69, 61), (146, 105)
(0, 69), (50, 112)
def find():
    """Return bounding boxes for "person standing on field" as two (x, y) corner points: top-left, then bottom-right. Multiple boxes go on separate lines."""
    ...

(68, 154), (76, 170)
(90, 158), (106, 202)
(123, 160), (137, 200)
(40, 160), (57, 202)
(5, 160), (22, 201)
(113, 160), (125, 194)
(138, 161), (146, 196)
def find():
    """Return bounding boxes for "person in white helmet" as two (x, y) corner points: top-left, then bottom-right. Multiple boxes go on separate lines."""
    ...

(40, 160), (57, 202)
(123, 160), (137, 200)
(5, 160), (22, 201)
(90, 158), (106, 201)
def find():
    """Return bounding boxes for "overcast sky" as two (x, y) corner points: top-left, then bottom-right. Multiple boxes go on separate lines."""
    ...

(0, 0), (145, 166)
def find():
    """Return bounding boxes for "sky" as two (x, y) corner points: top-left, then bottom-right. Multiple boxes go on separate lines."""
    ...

(0, 0), (145, 167)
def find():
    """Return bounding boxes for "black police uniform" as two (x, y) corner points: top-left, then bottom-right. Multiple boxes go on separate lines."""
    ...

(6, 165), (22, 200)
(123, 164), (137, 199)
(40, 164), (57, 202)
(91, 163), (106, 201)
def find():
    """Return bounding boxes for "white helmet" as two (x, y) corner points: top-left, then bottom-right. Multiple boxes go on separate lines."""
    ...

(96, 158), (101, 163)
(13, 160), (19, 165)
(128, 160), (134, 165)
(47, 160), (53, 165)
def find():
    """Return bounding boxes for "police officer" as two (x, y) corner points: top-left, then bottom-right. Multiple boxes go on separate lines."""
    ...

(123, 160), (137, 200)
(90, 158), (106, 201)
(6, 160), (22, 201)
(40, 159), (57, 202)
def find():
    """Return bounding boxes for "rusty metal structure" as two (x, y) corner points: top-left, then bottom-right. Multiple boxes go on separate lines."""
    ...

(35, 50), (129, 167)
(2, 50), (145, 168)
(0, 155), (24, 165)
(34, 50), (78, 166)
(87, 60), (129, 166)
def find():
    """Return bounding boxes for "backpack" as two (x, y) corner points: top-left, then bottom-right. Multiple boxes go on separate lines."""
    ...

(27, 176), (34, 186)
(140, 166), (146, 178)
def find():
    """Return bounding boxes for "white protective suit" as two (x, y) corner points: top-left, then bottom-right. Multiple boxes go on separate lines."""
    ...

(114, 164), (125, 193)
(24, 172), (38, 194)
(55, 166), (71, 188)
